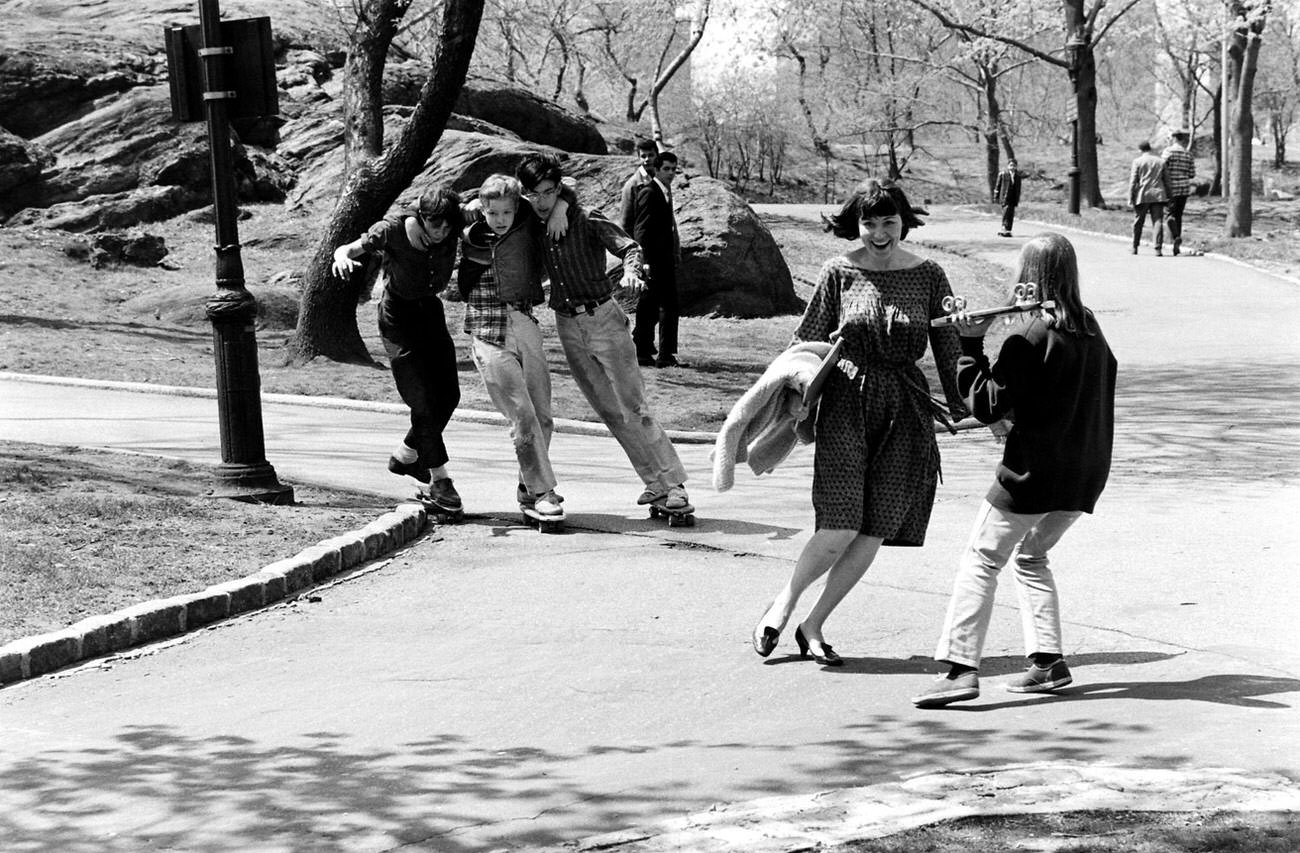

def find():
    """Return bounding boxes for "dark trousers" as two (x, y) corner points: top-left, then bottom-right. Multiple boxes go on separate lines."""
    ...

(1000, 204), (1016, 233)
(633, 257), (679, 360)
(1132, 202), (1165, 251)
(378, 294), (460, 469)
(1166, 195), (1188, 247)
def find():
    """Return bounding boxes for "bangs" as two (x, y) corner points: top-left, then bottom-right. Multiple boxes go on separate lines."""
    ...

(859, 191), (900, 220)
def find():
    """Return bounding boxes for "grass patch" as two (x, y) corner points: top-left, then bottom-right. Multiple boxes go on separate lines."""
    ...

(827, 810), (1300, 852)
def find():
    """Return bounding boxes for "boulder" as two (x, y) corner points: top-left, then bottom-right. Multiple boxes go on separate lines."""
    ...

(88, 230), (168, 268)
(0, 47), (155, 138)
(0, 127), (55, 216)
(380, 65), (605, 154)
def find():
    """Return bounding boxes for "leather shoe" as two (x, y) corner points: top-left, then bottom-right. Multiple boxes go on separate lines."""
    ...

(795, 625), (843, 666)
(752, 624), (780, 657)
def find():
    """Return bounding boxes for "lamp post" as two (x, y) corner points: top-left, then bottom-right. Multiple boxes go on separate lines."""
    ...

(1065, 34), (1086, 215)
(196, 0), (292, 503)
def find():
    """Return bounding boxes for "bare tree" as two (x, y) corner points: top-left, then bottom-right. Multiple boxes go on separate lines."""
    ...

(910, 0), (1146, 208)
(291, 0), (485, 364)
(1224, 0), (1270, 237)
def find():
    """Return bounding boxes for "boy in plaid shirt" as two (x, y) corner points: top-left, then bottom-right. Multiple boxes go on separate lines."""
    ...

(460, 174), (570, 518)
(1161, 129), (1196, 256)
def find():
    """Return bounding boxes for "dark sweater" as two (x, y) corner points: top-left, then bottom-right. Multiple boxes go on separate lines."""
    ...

(959, 313), (1117, 513)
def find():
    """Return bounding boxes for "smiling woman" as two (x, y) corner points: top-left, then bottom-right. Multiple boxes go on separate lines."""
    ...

(752, 179), (971, 666)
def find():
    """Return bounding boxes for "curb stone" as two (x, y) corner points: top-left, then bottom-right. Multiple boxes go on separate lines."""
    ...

(0, 502), (430, 686)
(554, 763), (1300, 853)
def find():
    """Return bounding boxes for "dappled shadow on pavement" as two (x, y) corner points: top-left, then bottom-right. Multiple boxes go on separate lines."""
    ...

(1113, 360), (1300, 483)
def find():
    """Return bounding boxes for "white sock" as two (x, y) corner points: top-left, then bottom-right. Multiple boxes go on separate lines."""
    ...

(393, 443), (418, 464)
(429, 465), (448, 481)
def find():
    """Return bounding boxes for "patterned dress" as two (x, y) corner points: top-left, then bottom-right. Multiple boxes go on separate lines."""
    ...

(795, 257), (968, 545)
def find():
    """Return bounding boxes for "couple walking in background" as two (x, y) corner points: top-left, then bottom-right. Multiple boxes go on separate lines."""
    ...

(1129, 130), (1197, 256)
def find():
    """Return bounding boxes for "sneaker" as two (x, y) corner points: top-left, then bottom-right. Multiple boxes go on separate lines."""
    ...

(637, 484), (668, 505)
(533, 489), (565, 517)
(911, 670), (980, 708)
(664, 484), (690, 510)
(426, 477), (462, 511)
(388, 456), (431, 483)
(1005, 659), (1073, 694)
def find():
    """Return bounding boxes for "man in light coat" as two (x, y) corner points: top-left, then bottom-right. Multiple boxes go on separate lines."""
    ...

(1128, 140), (1168, 256)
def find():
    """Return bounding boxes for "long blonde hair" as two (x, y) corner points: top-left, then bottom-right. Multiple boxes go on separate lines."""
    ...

(1016, 232), (1095, 336)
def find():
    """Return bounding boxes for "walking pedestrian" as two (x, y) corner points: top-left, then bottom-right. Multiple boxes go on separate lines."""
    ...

(994, 158), (1022, 237)
(1161, 129), (1196, 256)
(1128, 140), (1168, 255)
(516, 153), (693, 513)
(331, 185), (465, 514)
(751, 179), (970, 666)
(912, 232), (1117, 708)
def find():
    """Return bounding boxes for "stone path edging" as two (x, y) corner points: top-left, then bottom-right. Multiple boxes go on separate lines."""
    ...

(558, 763), (1300, 852)
(0, 502), (429, 686)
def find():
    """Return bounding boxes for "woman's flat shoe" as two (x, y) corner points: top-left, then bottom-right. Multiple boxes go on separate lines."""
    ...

(795, 625), (844, 667)
(752, 624), (780, 657)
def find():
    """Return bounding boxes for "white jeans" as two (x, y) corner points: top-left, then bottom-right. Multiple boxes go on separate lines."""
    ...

(470, 309), (556, 494)
(555, 299), (687, 490)
(935, 501), (1083, 668)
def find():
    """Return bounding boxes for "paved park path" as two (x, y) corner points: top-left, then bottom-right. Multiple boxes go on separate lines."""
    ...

(1, 207), (1297, 851)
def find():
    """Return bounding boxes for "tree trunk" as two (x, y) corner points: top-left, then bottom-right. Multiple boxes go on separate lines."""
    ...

(291, 0), (485, 364)
(341, 0), (407, 174)
(1226, 3), (1267, 238)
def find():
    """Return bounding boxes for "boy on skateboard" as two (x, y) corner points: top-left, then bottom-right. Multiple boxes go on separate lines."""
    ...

(515, 153), (692, 518)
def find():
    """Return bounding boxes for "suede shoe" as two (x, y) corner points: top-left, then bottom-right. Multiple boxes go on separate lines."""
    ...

(911, 670), (979, 708)
(1005, 659), (1073, 693)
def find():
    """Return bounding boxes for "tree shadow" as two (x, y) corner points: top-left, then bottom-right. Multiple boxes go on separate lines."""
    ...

(765, 650), (1181, 675)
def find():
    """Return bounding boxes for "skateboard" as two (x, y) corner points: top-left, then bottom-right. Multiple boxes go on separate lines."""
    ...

(520, 505), (566, 533)
(414, 492), (464, 523)
(647, 498), (696, 527)
(930, 282), (1056, 327)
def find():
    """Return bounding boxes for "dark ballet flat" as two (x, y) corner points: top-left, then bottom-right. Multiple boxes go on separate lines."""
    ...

(795, 625), (844, 667)
(752, 624), (780, 657)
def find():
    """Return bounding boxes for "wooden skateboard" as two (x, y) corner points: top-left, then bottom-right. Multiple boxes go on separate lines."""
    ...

(648, 498), (696, 528)
(931, 282), (1055, 327)
(414, 492), (464, 523)
(520, 505), (566, 533)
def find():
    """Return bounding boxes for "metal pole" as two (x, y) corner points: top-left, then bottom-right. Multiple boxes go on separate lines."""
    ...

(1221, 6), (1230, 197)
(197, 0), (292, 503)
(1068, 113), (1081, 214)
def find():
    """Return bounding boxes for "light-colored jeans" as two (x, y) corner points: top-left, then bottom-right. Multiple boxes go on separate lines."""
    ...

(470, 309), (556, 494)
(935, 501), (1083, 668)
(554, 299), (687, 490)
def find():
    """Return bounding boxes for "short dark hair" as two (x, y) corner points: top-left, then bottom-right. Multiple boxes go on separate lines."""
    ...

(653, 151), (678, 169)
(822, 178), (926, 241)
(636, 139), (659, 155)
(1138, 141), (1152, 152)
(416, 184), (464, 233)
(516, 153), (563, 190)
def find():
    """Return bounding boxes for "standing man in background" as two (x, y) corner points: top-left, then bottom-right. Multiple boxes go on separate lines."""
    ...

(631, 151), (683, 369)
(994, 158), (1022, 237)
(1161, 129), (1196, 256)
(619, 139), (659, 235)
(1128, 141), (1168, 256)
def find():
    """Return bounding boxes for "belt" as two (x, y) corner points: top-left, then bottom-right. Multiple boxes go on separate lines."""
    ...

(553, 294), (611, 317)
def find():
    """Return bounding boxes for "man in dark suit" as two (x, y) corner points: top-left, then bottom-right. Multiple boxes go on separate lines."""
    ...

(631, 151), (682, 368)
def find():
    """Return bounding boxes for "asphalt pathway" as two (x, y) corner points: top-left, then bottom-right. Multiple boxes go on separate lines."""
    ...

(1, 207), (1297, 852)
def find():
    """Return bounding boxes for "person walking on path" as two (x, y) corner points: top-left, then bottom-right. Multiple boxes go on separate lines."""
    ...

(1128, 140), (1168, 255)
(912, 232), (1117, 709)
(751, 179), (970, 667)
(1161, 129), (1196, 256)
(331, 185), (465, 514)
(516, 153), (692, 512)
(458, 174), (569, 519)
(619, 139), (659, 235)
(994, 158), (1022, 237)
(631, 151), (683, 369)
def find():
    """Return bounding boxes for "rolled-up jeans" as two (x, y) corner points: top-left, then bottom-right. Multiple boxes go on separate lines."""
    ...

(935, 501), (1083, 668)
(470, 309), (556, 495)
(555, 299), (687, 490)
